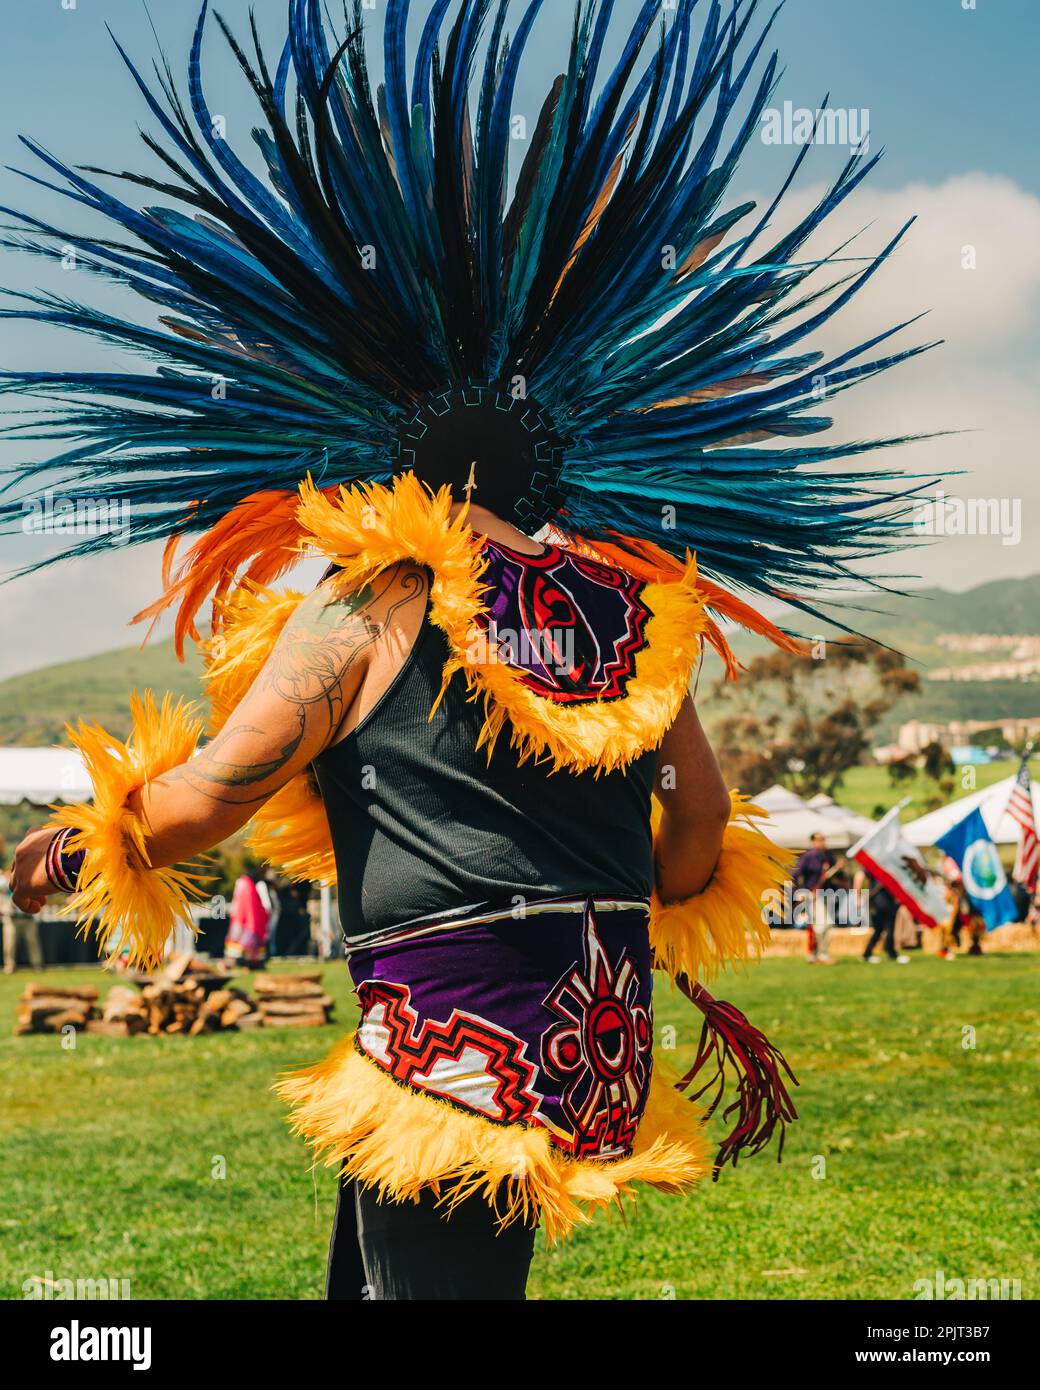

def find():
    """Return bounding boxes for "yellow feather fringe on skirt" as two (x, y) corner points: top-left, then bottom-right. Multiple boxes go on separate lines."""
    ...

(650, 794), (791, 983)
(276, 1039), (710, 1241)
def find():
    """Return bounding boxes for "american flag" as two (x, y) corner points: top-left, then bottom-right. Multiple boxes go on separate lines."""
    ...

(1008, 756), (1039, 892)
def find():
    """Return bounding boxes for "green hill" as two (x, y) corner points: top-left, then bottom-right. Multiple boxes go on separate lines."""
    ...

(715, 574), (1040, 739)
(725, 572), (1040, 660)
(0, 640), (204, 747)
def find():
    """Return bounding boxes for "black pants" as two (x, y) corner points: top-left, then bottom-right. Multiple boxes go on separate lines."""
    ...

(325, 1177), (537, 1301)
(864, 914), (897, 960)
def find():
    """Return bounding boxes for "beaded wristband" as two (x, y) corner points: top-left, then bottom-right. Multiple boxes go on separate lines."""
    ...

(45, 827), (85, 894)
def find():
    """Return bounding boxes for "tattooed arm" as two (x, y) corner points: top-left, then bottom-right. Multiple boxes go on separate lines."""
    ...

(8, 563), (427, 909)
(124, 563), (427, 870)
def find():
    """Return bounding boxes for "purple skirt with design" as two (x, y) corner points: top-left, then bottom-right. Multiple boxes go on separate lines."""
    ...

(347, 897), (654, 1160)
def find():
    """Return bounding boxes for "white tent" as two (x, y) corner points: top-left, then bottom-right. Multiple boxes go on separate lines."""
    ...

(806, 793), (877, 845)
(754, 784), (839, 849)
(0, 747), (92, 805)
(903, 774), (1039, 849)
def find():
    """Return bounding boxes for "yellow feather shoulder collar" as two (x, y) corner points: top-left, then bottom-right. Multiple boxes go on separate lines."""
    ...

(295, 473), (708, 775)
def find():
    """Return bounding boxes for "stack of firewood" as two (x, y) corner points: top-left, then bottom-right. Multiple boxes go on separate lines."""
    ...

(14, 983), (99, 1035)
(13, 957), (333, 1036)
(254, 971), (334, 1028)
(135, 953), (263, 1035)
(13, 954), (266, 1036)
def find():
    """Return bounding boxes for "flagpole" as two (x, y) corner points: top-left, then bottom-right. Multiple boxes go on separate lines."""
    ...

(848, 796), (912, 860)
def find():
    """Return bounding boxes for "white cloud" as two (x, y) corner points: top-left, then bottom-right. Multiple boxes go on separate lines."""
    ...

(741, 172), (1040, 593)
(771, 172), (1040, 358)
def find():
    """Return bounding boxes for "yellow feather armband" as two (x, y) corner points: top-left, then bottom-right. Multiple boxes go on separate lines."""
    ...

(52, 691), (207, 971)
(649, 794), (789, 983)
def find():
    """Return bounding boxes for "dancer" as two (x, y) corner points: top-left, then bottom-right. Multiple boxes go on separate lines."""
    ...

(6, 0), (931, 1298)
(793, 833), (840, 964)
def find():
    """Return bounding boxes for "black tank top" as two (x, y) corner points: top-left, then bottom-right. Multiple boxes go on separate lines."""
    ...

(313, 604), (658, 940)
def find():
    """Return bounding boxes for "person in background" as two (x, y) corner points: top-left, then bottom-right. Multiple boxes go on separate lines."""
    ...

(793, 832), (839, 965)
(1009, 876), (1032, 924)
(940, 878), (979, 960)
(276, 880), (314, 959)
(893, 902), (921, 953)
(224, 865), (270, 967)
(257, 872), (281, 957)
(1, 867), (44, 974)
(1027, 883), (1040, 929)
(855, 869), (910, 964)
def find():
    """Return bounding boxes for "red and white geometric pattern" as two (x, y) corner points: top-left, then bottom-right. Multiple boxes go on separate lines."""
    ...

(541, 906), (653, 1158)
(356, 980), (544, 1124)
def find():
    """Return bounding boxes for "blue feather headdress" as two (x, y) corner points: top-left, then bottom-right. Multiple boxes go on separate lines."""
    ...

(0, 0), (936, 636)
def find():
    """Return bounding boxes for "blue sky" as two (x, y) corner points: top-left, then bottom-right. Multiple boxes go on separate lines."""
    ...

(1, 1), (1034, 194)
(1, 0), (1038, 676)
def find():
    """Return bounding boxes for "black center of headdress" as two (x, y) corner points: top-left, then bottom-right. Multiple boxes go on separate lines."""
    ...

(393, 384), (566, 533)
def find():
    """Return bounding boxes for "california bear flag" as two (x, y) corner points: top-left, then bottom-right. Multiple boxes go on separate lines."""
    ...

(850, 807), (949, 927)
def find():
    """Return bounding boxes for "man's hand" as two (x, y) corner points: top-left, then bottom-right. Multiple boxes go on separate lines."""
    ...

(9, 825), (56, 915)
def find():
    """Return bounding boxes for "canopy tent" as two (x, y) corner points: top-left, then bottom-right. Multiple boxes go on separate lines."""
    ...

(903, 775), (1040, 849)
(0, 747), (92, 805)
(753, 784), (840, 850)
(806, 793), (877, 845)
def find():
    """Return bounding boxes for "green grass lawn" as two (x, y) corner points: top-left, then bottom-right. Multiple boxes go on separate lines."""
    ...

(2, 954), (1037, 1301)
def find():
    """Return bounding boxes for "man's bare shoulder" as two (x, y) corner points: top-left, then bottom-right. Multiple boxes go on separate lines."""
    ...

(315, 561), (429, 633)
(263, 561), (428, 697)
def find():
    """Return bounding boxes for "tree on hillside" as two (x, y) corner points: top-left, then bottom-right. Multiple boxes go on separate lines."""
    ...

(703, 641), (921, 796)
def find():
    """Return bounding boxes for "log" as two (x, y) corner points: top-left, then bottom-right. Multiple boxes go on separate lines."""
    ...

(220, 998), (256, 1028)
(103, 987), (147, 1023)
(233, 1011), (265, 1030)
(172, 982), (204, 1001)
(159, 952), (194, 984)
(261, 1012), (327, 1029)
(85, 1019), (132, 1038)
(18, 993), (94, 1016)
(23, 983), (99, 1002)
(147, 999), (170, 1034)
(254, 973), (323, 995)
(258, 996), (333, 1016)
(17, 1001), (92, 1028)
(33, 1008), (91, 1032)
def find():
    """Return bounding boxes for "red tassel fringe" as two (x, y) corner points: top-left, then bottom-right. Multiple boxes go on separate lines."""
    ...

(674, 975), (799, 1177)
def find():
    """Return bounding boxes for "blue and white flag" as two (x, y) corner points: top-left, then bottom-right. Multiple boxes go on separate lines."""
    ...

(936, 808), (1017, 931)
